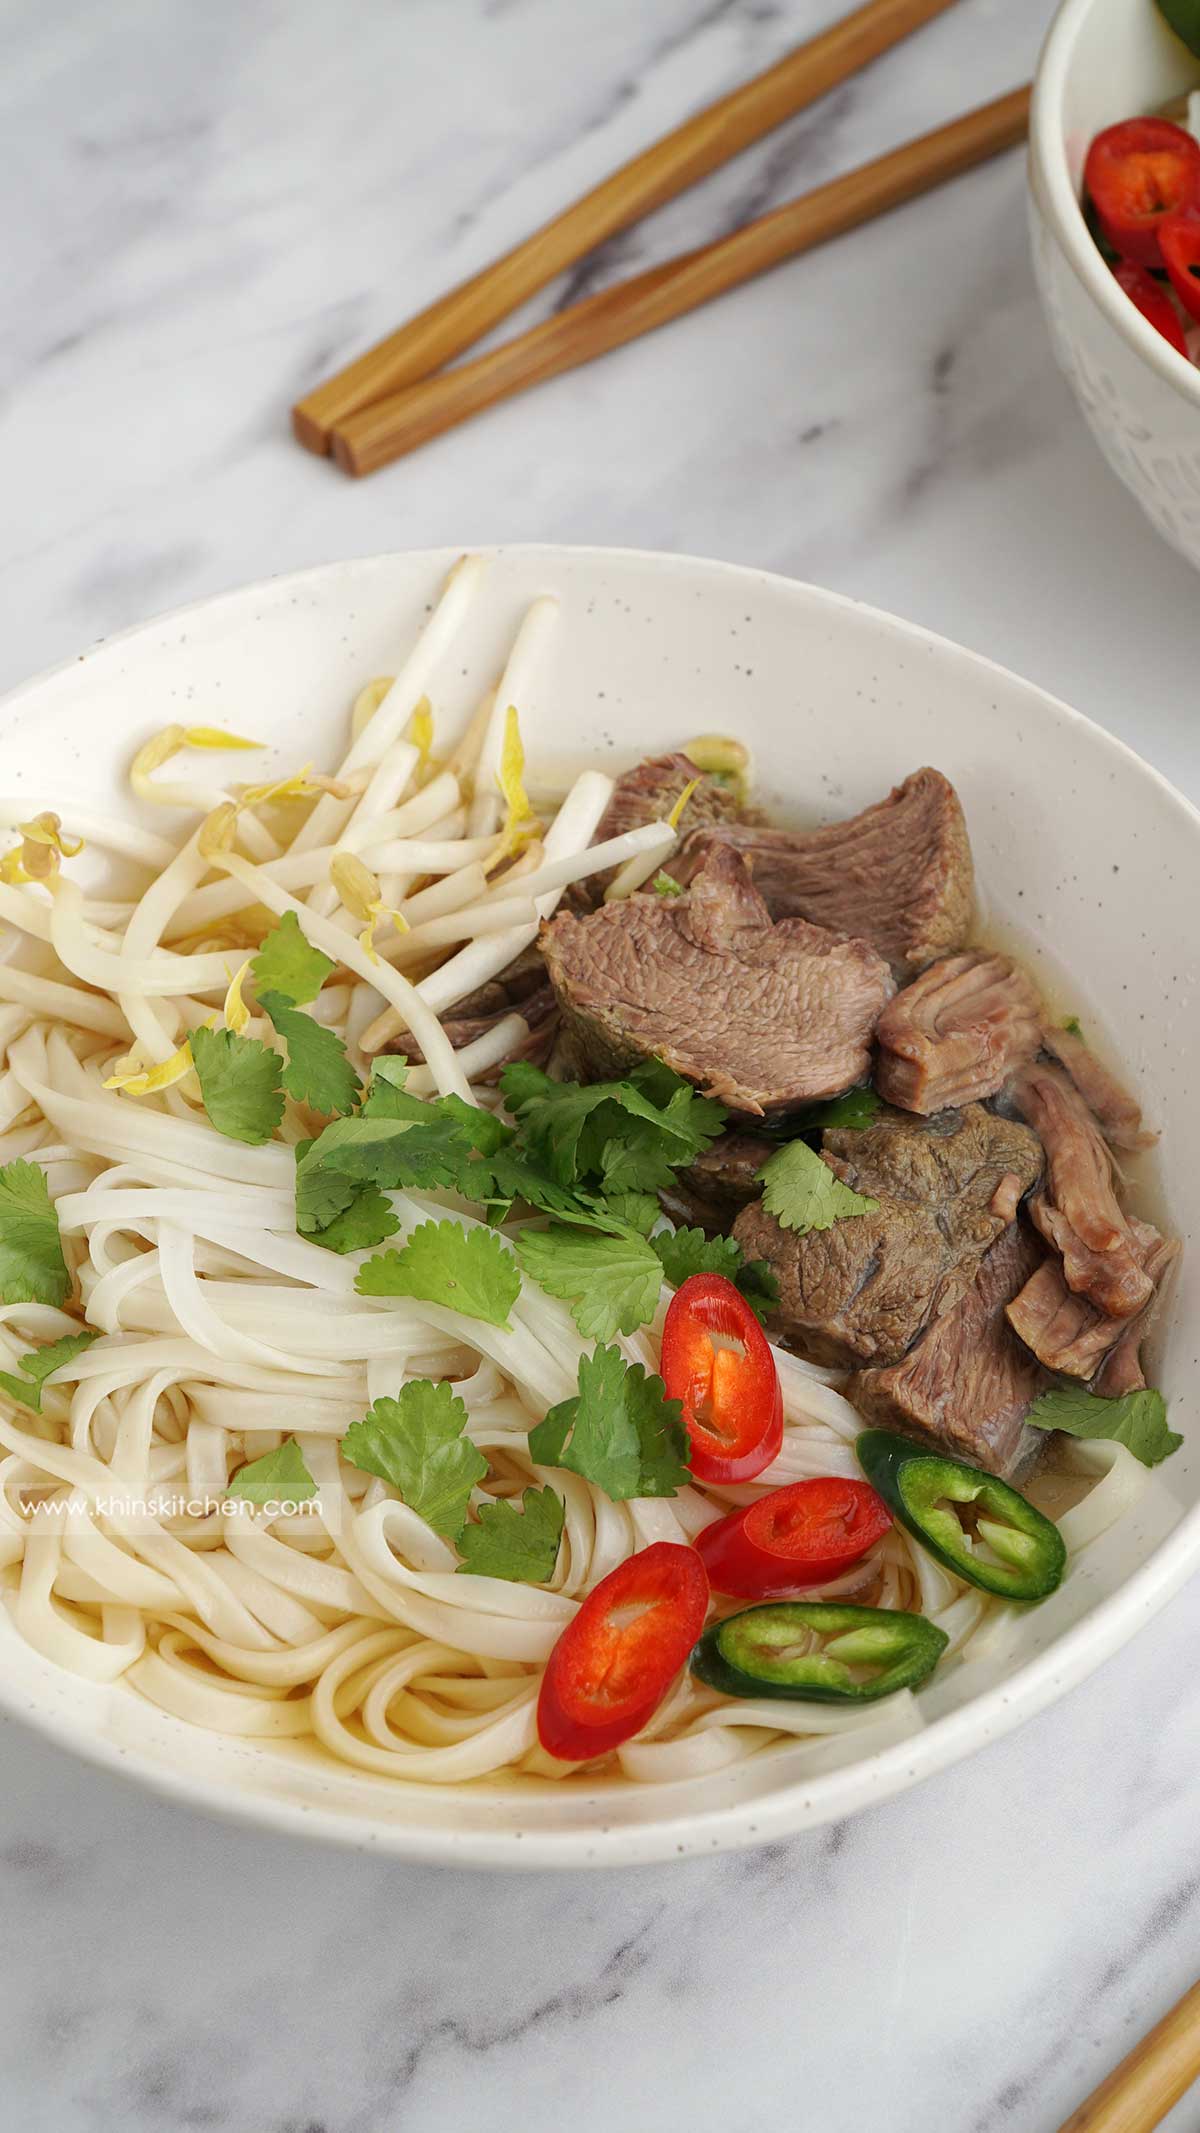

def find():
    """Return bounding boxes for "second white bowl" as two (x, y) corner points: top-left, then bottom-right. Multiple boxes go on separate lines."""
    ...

(1029, 0), (1200, 566)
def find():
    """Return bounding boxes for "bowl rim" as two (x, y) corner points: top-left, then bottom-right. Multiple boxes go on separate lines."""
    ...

(1030, 0), (1200, 407)
(3, 539), (1200, 1869)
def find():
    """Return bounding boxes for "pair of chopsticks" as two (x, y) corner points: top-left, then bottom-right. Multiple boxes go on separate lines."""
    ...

(1057, 1973), (1200, 2132)
(293, 0), (1030, 476)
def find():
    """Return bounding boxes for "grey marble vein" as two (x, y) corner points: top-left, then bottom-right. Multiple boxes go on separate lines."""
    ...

(4, 1), (1200, 2129)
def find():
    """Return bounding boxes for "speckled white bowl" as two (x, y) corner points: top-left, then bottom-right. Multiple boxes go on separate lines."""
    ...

(1029, 0), (1200, 565)
(1, 545), (1197, 1867)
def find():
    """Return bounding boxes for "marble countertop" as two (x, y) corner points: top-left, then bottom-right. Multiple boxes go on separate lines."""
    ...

(5, 0), (1200, 2127)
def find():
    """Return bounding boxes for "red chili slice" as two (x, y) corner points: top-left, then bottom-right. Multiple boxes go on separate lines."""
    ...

(660, 1272), (783, 1485)
(1112, 258), (1190, 354)
(696, 1477), (893, 1599)
(1084, 117), (1200, 267)
(1158, 208), (1200, 327)
(537, 1541), (709, 1761)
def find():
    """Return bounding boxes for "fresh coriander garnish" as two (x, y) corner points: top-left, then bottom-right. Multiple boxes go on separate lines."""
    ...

(757, 1137), (878, 1234)
(228, 1436), (318, 1504)
(250, 910), (335, 1007)
(515, 1224), (663, 1341)
(0, 1328), (99, 1411)
(341, 1381), (487, 1538)
(190, 1027), (285, 1146)
(1027, 1383), (1180, 1467)
(259, 992), (361, 1116)
(456, 1486), (564, 1583)
(357, 1220), (522, 1328)
(0, 1160), (72, 1306)
(650, 1226), (779, 1324)
(529, 1344), (689, 1501)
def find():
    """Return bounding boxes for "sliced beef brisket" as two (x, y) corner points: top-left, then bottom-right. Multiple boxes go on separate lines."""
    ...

(1005, 1217), (1163, 1377)
(600, 750), (739, 841)
(1007, 1220), (1175, 1384)
(847, 1221), (1046, 1478)
(540, 843), (894, 1114)
(731, 1103), (1042, 1367)
(1096, 1230), (1178, 1396)
(875, 951), (1042, 1113)
(676, 767), (973, 977)
(1040, 1024), (1157, 1151)
(1015, 1061), (1153, 1318)
(573, 751), (742, 905)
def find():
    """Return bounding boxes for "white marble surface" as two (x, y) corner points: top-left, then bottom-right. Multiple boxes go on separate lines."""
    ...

(4, 0), (1200, 2126)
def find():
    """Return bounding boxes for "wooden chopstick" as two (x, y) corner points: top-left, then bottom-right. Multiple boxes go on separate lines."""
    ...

(1057, 1976), (1200, 2132)
(293, 0), (961, 453)
(329, 83), (1030, 478)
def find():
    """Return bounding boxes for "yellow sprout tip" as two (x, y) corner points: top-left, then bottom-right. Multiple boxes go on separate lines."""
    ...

(104, 1033), (198, 1096)
(666, 777), (701, 833)
(198, 802), (239, 858)
(404, 696), (436, 771)
(329, 851), (381, 923)
(183, 726), (264, 753)
(222, 958), (253, 1035)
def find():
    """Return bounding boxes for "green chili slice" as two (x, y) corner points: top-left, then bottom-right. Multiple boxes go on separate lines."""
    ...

(855, 1431), (1066, 1603)
(691, 1600), (949, 1704)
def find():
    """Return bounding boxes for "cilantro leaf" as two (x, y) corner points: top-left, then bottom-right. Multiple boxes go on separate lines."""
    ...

(757, 1086), (882, 1142)
(603, 1191), (660, 1235)
(806, 1087), (881, 1131)
(628, 1057), (727, 1141)
(510, 1079), (631, 1183)
(191, 1026), (285, 1145)
(650, 1226), (742, 1289)
(1027, 1383), (1181, 1467)
(0, 1328), (99, 1412)
(529, 1344), (689, 1501)
(735, 1256), (781, 1324)
(443, 1097), (511, 1156)
(294, 1156), (357, 1233)
(652, 871), (683, 897)
(228, 1436), (318, 1505)
(362, 1062), (512, 1153)
(341, 1380), (487, 1538)
(499, 1058), (726, 1196)
(590, 1113), (688, 1195)
(361, 1058), (432, 1121)
(456, 1486), (564, 1582)
(356, 1220), (521, 1327)
(1151, 0), (1200, 63)
(250, 911), (335, 1007)
(0, 1161), (71, 1306)
(259, 992), (361, 1116)
(584, 1081), (727, 1194)
(516, 1225), (663, 1340)
(498, 1061), (559, 1114)
(302, 1182), (400, 1255)
(462, 1148), (626, 1232)
(758, 1139), (878, 1234)
(649, 1226), (779, 1325)
(294, 1112), (478, 1229)
(295, 1054), (718, 1251)
(297, 1092), (505, 1228)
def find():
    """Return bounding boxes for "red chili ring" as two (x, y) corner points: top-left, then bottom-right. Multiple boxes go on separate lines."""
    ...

(660, 1272), (784, 1486)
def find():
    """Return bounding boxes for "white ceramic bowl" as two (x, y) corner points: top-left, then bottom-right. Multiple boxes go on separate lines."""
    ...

(1030, 0), (1200, 565)
(2, 545), (1198, 1867)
